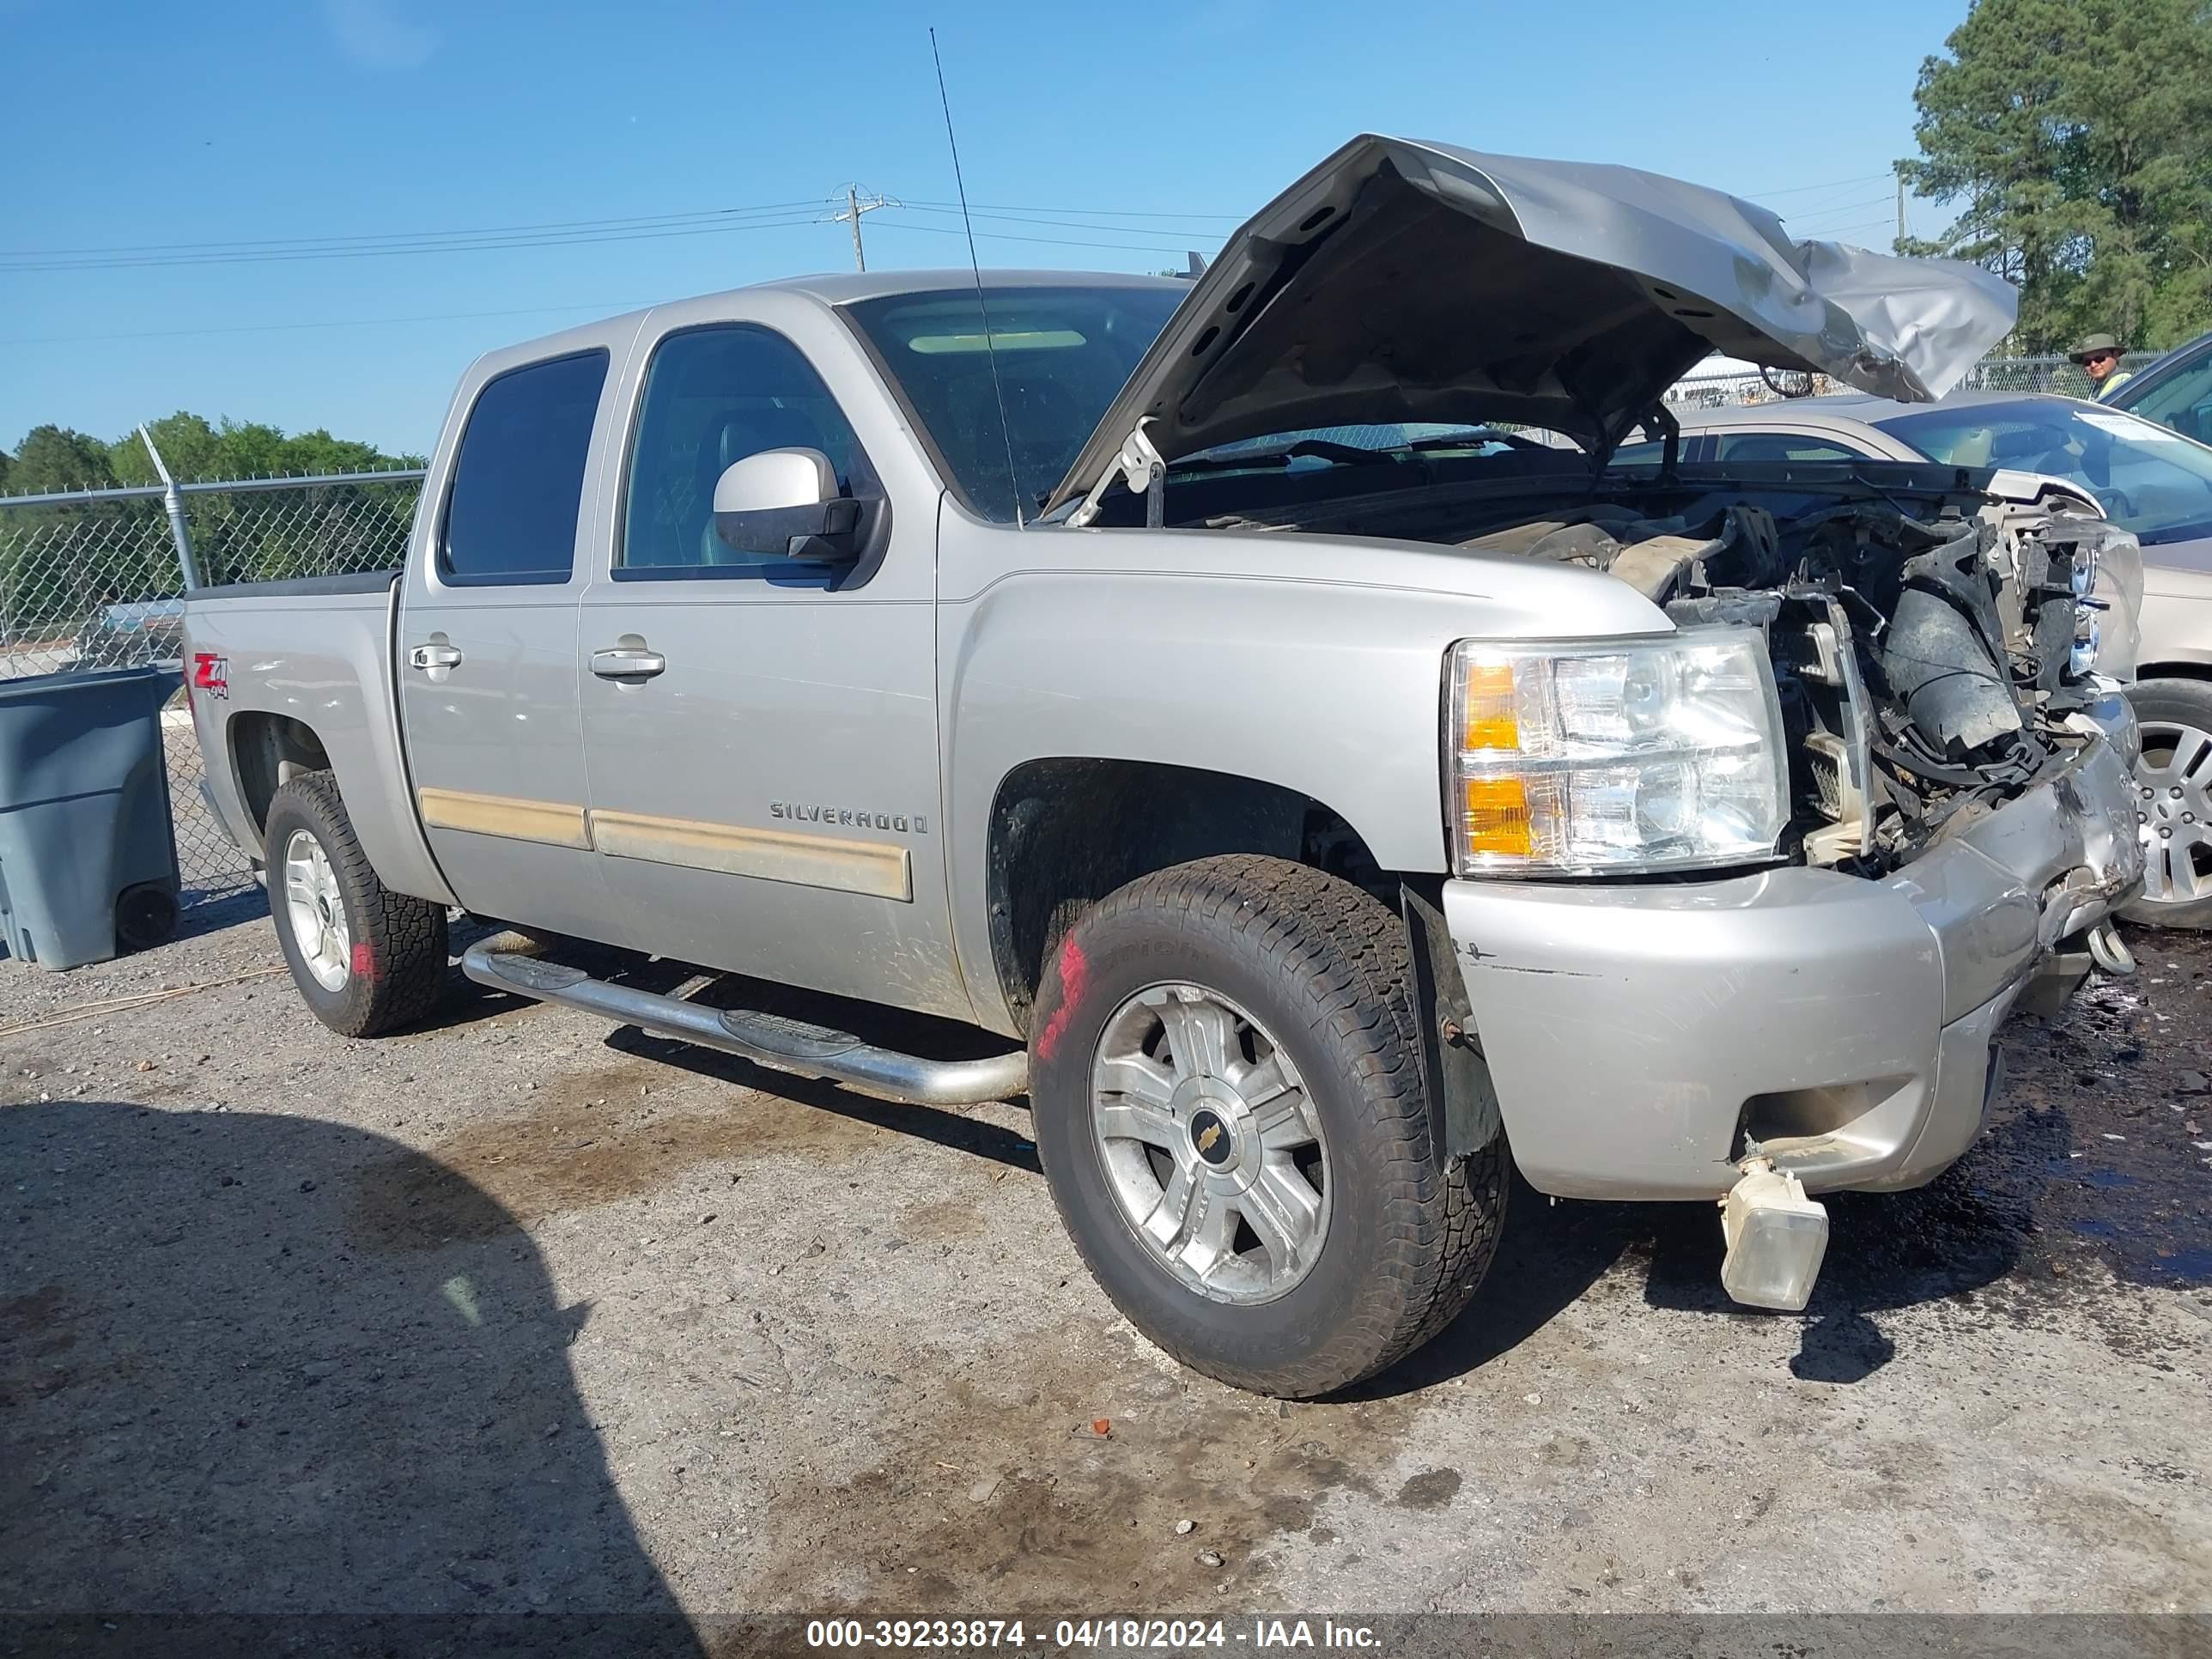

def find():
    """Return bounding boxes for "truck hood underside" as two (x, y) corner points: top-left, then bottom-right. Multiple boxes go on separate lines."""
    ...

(1044, 136), (2018, 516)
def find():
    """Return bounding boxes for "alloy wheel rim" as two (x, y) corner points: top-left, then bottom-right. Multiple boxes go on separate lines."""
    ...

(282, 829), (351, 992)
(1088, 982), (1330, 1304)
(2134, 720), (2212, 906)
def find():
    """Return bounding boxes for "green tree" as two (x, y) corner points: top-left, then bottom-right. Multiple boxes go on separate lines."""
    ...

(1900, 0), (2212, 353)
(96, 411), (421, 488)
(104, 412), (228, 489)
(7, 425), (118, 494)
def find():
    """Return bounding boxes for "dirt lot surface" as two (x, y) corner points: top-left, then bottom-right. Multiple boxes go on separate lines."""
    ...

(3, 902), (2209, 1647)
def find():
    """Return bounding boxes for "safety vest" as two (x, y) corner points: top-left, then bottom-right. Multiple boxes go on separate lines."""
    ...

(2095, 370), (2135, 402)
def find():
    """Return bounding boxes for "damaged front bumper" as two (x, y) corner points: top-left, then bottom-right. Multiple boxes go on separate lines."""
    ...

(1445, 689), (2144, 1202)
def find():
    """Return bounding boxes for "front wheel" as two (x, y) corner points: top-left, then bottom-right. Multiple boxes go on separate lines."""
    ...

(264, 770), (449, 1036)
(2119, 678), (2212, 929)
(1028, 855), (1504, 1398)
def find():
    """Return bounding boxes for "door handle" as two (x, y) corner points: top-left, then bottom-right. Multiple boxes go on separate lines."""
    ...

(409, 643), (463, 672)
(591, 647), (666, 680)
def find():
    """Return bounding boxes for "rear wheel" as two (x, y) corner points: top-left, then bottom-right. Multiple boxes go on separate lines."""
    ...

(2120, 678), (2212, 930)
(264, 771), (448, 1036)
(1028, 855), (1504, 1397)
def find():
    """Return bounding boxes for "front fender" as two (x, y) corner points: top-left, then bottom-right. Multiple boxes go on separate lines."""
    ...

(935, 518), (1669, 1032)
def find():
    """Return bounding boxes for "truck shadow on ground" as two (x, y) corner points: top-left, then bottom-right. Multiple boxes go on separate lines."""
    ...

(1375, 1057), (2209, 1398)
(599, 1024), (1042, 1176)
(592, 957), (1045, 1175)
(0, 1100), (704, 1656)
(1362, 1108), (2066, 1398)
(173, 885), (273, 945)
(403, 939), (2206, 1408)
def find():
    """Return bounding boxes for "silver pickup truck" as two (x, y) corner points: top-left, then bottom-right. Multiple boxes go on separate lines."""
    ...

(183, 136), (2146, 1398)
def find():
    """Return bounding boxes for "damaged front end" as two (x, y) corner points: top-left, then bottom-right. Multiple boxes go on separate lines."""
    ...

(1452, 468), (2145, 897)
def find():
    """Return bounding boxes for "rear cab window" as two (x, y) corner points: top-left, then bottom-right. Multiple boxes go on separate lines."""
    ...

(440, 349), (611, 586)
(1711, 432), (1869, 464)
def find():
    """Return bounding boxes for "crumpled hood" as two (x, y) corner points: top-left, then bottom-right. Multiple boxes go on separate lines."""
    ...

(1044, 135), (2017, 517)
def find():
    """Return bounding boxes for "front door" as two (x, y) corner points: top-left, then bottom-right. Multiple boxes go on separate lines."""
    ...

(397, 347), (620, 939)
(575, 319), (966, 1019)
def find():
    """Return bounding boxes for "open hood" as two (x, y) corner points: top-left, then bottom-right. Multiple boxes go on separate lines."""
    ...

(1044, 135), (2017, 519)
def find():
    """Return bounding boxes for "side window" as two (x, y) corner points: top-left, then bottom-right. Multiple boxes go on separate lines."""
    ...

(1713, 432), (1865, 464)
(2127, 352), (2212, 444)
(440, 350), (608, 586)
(621, 325), (870, 572)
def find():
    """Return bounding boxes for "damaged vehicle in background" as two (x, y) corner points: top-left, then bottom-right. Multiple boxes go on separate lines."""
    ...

(184, 137), (2144, 1399)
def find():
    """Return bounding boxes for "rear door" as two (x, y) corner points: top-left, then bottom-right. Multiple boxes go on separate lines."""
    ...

(397, 340), (629, 939)
(574, 299), (969, 1020)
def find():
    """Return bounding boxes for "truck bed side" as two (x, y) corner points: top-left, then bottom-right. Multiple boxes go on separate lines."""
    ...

(181, 573), (457, 908)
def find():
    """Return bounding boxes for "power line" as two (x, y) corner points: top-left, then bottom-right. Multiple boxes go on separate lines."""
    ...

(866, 216), (1216, 256)
(0, 211), (831, 273)
(1783, 194), (1899, 227)
(891, 203), (1241, 240)
(1793, 220), (1900, 242)
(3, 179), (1899, 277)
(0, 196), (1231, 274)
(1741, 172), (1895, 200)
(0, 201), (829, 261)
(1, 300), (659, 348)
(898, 197), (1241, 222)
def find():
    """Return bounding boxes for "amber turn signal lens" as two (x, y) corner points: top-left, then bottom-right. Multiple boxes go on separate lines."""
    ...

(1460, 660), (1519, 750)
(1461, 775), (1533, 858)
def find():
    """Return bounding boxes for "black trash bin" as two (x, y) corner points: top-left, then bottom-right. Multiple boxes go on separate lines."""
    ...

(0, 665), (184, 970)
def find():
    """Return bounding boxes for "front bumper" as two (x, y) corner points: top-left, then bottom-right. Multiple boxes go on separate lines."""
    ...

(1445, 690), (2144, 1200)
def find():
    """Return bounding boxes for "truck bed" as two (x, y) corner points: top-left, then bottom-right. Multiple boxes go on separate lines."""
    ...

(181, 572), (453, 908)
(190, 571), (399, 601)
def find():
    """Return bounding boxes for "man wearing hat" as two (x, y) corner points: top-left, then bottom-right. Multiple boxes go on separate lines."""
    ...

(2069, 333), (2135, 401)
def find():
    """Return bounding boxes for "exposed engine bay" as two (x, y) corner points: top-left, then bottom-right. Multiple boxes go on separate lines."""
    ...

(1455, 489), (2139, 874)
(1180, 463), (2142, 879)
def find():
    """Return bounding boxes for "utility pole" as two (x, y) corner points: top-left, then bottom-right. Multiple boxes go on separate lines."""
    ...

(826, 186), (899, 272)
(1896, 174), (1906, 247)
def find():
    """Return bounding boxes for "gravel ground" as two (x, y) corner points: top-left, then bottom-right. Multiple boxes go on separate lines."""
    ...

(3, 900), (2209, 1644)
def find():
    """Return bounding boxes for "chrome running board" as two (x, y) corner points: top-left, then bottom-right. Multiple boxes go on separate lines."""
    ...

(460, 939), (1028, 1106)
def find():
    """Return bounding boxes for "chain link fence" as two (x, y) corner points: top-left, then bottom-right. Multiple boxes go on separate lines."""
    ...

(0, 468), (423, 908)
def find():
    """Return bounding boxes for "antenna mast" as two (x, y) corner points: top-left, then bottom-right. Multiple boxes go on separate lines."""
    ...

(930, 26), (1024, 526)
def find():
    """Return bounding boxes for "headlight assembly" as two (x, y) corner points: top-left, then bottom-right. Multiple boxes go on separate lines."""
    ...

(1446, 629), (1788, 877)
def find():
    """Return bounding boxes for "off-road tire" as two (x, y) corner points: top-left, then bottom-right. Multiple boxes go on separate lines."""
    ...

(264, 770), (448, 1036)
(2119, 677), (2212, 931)
(1027, 854), (1505, 1397)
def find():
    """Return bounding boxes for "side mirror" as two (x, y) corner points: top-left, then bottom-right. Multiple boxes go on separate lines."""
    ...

(713, 447), (864, 561)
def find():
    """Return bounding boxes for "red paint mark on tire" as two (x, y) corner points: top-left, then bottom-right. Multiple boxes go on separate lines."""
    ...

(351, 942), (376, 980)
(1035, 935), (1088, 1062)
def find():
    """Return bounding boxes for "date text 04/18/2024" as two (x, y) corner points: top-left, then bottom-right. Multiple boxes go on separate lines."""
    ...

(803, 1618), (1382, 1650)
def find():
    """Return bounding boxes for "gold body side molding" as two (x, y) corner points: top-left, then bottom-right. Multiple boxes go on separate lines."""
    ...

(590, 809), (913, 902)
(415, 787), (914, 902)
(416, 787), (592, 851)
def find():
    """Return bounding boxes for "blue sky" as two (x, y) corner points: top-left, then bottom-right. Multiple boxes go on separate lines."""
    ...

(2, 0), (1966, 463)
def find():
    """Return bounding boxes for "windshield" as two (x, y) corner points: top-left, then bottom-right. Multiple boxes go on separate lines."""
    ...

(1177, 424), (1561, 470)
(1875, 398), (2212, 545)
(842, 285), (1183, 521)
